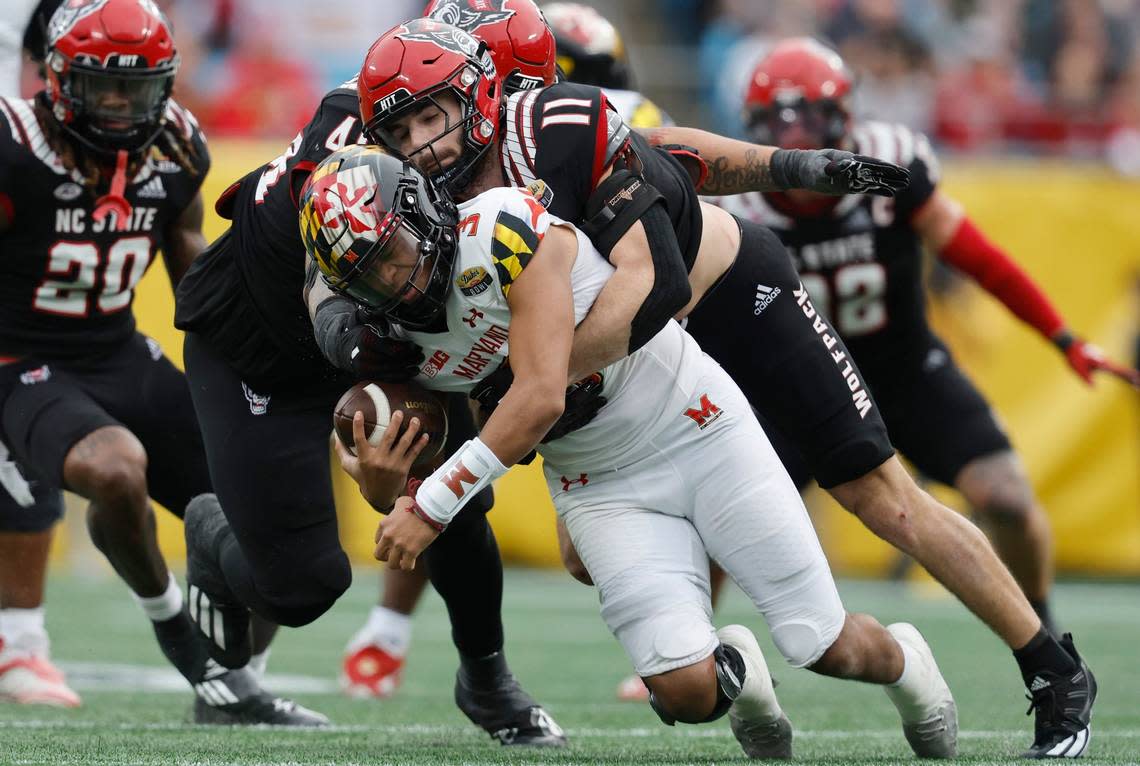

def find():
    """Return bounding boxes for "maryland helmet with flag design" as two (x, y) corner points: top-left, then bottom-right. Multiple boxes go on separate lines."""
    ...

(542, 2), (631, 90)
(300, 145), (460, 330)
(44, 0), (179, 156)
(358, 18), (501, 194)
(743, 37), (853, 152)
(424, 0), (556, 95)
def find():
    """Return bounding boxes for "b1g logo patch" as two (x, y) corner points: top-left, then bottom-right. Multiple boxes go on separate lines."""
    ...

(456, 266), (492, 296)
(421, 349), (451, 379)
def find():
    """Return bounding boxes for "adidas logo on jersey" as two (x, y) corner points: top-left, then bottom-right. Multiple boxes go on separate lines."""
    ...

(753, 284), (782, 315)
(136, 176), (166, 200)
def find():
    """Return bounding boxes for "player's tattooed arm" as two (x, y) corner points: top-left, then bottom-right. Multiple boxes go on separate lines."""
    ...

(161, 192), (207, 290)
(640, 127), (777, 195)
(639, 126), (910, 196)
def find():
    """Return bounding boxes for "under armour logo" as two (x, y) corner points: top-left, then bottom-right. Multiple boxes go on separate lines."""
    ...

(560, 474), (589, 491)
(463, 308), (484, 328)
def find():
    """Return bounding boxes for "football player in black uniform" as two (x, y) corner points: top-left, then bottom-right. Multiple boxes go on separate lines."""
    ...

(0, 0), (323, 725)
(172, 17), (565, 747)
(359, 18), (1098, 758)
(716, 39), (1130, 757)
(339, 0), (570, 700)
(0, 0), (75, 709)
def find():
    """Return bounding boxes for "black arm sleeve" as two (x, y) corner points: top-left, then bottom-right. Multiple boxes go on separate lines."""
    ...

(312, 295), (359, 371)
(627, 200), (691, 354)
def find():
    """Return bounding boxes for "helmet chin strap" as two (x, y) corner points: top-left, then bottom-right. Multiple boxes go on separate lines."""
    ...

(92, 149), (132, 232)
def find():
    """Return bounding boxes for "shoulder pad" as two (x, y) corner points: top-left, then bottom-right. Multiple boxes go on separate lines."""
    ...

(484, 188), (551, 299)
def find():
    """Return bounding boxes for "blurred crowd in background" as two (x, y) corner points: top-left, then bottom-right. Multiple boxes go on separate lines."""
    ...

(11, 0), (1140, 173)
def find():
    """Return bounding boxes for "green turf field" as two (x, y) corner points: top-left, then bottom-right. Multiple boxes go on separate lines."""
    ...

(2, 570), (1137, 765)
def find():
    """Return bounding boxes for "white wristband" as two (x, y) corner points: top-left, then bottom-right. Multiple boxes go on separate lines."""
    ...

(416, 438), (508, 526)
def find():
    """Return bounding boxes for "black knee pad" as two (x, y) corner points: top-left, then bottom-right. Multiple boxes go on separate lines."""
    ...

(648, 643), (745, 726)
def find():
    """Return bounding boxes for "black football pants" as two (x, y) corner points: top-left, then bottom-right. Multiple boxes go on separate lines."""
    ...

(183, 331), (503, 657)
(685, 217), (895, 489)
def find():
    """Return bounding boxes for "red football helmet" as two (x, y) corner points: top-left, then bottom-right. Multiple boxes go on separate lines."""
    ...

(743, 37), (853, 151)
(746, 38), (854, 218)
(44, 0), (179, 156)
(543, 3), (630, 90)
(359, 19), (502, 194)
(424, 0), (556, 94)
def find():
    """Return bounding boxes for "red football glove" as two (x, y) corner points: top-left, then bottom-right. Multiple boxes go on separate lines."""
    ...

(1054, 331), (1140, 388)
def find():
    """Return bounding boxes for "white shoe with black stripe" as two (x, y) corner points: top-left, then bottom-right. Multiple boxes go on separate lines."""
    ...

(192, 661), (328, 727)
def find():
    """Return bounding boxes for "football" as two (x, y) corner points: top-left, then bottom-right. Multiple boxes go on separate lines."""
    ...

(333, 381), (448, 466)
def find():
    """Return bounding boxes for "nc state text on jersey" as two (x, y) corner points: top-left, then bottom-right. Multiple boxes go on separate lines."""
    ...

(56, 207), (160, 235)
(786, 232), (875, 272)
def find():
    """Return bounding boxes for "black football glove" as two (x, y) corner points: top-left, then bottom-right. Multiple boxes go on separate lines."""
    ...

(471, 365), (607, 442)
(346, 319), (424, 382)
(770, 147), (910, 197)
(470, 362), (515, 418)
(542, 373), (606, 443)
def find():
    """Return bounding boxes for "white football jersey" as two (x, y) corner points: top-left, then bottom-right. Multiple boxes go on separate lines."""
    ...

(397, 186), (705, 472)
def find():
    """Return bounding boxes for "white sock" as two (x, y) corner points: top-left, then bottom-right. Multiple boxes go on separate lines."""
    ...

(132, 572), (183, 622)
(361, 606), (412, 656)
(249, 650), (270, 681)
(0, 607), (49, 655)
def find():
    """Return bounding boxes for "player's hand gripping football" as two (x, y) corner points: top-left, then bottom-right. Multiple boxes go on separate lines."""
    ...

(770, 147), (911, 197)
(375, 493), (440, 571)
(1054, 330), (1140, 388)
(334, 410), (430, 511)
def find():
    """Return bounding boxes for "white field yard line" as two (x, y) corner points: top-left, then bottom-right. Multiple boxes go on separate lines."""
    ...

(56, 661), (340, 694)
(1, 719), (1137, 740)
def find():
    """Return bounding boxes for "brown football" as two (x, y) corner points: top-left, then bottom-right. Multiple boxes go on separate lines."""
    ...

(333, 381), (448, 466)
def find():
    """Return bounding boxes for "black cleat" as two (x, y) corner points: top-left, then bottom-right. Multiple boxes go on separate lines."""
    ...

(1023, 633), (1097, 758)
(454, 663), (566, 747)
(191, 662), (329, 727)
(185, 494), (251, 669)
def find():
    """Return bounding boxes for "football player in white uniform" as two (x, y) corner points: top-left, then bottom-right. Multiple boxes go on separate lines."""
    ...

(301, 145), (959, 760)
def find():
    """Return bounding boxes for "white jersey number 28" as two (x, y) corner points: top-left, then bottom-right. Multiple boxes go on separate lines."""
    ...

(799, 262), (888, 337)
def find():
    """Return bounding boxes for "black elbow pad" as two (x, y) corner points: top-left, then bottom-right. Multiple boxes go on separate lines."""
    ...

(628, 201), (691, 354)
(579, 169), (665, 259)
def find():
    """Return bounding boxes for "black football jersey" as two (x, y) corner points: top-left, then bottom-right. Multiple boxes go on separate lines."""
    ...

(712, 122), (940, 373)
(500, 82), (702, 268)
(190, 83), (364, 371)
(0, 97), (209, 360)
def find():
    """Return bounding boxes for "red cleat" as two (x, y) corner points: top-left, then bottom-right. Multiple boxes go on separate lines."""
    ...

(0, 643), (81, 708)
(341, 642), (405, 699)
